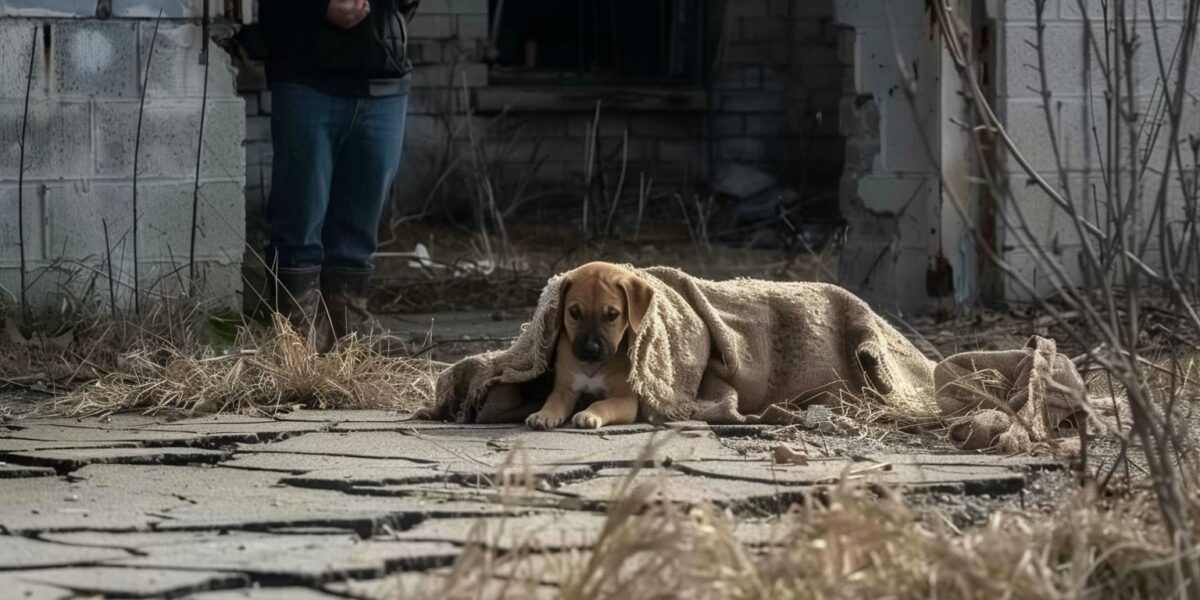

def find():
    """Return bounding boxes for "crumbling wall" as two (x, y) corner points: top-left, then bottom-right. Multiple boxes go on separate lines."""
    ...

(832, 0), (947, 317)
(0, 1), (245, 312)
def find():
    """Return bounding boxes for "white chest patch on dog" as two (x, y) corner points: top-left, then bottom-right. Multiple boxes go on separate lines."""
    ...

(571, 372), (607, 396)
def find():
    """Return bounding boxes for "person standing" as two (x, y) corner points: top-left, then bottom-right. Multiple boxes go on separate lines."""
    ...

(258, 0), (418, 350)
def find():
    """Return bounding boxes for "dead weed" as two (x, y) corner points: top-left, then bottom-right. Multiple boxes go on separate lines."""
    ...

(411, 477), (1180, 600)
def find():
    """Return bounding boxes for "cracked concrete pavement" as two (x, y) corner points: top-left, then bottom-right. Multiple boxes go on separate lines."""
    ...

(0, 406), (1073, 599)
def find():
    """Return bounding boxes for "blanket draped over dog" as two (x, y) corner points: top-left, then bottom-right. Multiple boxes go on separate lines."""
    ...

(420, 266), (1090, 451)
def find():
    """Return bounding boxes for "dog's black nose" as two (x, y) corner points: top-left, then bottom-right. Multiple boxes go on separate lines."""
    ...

(578, 339), (602, 361)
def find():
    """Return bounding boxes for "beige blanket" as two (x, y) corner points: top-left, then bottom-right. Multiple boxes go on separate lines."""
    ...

(419, 266), (1090, 452)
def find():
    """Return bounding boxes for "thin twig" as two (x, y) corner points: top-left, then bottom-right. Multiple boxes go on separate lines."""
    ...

(132, 9), (165, 315)
(189, 4), (212, 294)
(17, 26), (37, 320)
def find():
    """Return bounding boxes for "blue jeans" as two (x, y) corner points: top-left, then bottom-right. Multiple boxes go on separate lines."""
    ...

(266, 83), (409, 271)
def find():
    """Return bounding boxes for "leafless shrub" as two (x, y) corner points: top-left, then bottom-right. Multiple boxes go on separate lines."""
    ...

(917, 0), (1200, 591)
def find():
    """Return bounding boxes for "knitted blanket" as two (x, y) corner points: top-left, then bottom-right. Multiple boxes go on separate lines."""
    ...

(418, 265), (1090, 452)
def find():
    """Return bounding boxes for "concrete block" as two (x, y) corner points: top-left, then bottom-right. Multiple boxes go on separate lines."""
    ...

(740, 17), (788, 41)
(794, 18), (822, 41)
(500, 114), (568, 139)
(138, 22), (237, 98)
(744, 113), (790, 137)
(1004, 0), (1059, 22)
(718, 91), (786, 112)
(411, 63), (486, 88)
(0, 266), (89, 310)
(728, 0), (768, 18)
(1005, 96), (1173, 175)
(244, 113), (271, 142)
(93, 99), (246, 180)
(1002, 246), (1087, 302)
(406, 39), (435, 64)
(1002, 175), (1087, 252)
(50, 21), (139, 98)
(1143, 23), (1200, 94)
(724, 42), (788, 66)
(416, 0), (450, 12)
(441, 37), (484, 62)
(409, 14), (454, 39)
(743, 65), (763, 88)
(113, 0), (226, 18)
(797, 45), (840, 66)
(244, 142), (271, 170)
(450, 0), (488, 14)
(657, 140), (700, 163)
(629, 115), (692, 138)
(457, 14), (488, 39)
(712, 69), (748, 90)
(0, 21), (47, 100)
(259, 90), (271, 114)
(718, 138), (767, 162)
(242, 92), (258, 115)
(0, 0), (94, 17)
(44, 180), (244, 264)
(712, 115), (743, 137)
(43, 182), (131, 265)
(1002, 23), (1097, 99)
(1001, 99), (1062, 174)
(1060, 0), (1167, 21)
(0, 184), (45, 266)
(833, 0), (927, 27)
(0, 100), (91, 182)
(404, 114), (441, 143)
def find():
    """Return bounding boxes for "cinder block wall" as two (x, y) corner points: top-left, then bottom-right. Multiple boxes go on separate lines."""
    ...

(0, 4), (245, 313)
(997, 0), (1200, 301)
(715, 0), (844, 188)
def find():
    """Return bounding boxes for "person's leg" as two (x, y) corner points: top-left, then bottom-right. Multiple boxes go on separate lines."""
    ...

(264, 84), (351, 327)
(319, 92), (409, 344)
(322, 92), (409, 270)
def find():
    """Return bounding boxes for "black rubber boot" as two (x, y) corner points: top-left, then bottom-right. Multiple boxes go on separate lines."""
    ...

(319, 267), (375, 352)
(268, 266), (322, 337)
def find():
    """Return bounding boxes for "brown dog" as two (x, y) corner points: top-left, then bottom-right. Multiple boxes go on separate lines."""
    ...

(525, 262), (654, 430)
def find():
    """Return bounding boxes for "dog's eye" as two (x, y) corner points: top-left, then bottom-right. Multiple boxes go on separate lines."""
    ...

(604, 308), (620, 321)
(568, 306), (582, 320)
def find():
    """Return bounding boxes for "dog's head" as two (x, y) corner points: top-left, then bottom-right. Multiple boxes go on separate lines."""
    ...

(557, 262), (654, 363)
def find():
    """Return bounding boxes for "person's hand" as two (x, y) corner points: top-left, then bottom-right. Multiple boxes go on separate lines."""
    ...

(327, 0), (370, 30)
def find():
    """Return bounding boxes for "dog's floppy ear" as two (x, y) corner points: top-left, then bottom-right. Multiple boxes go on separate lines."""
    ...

(555, 274), (573, 326)
(619, 275), (654, 334)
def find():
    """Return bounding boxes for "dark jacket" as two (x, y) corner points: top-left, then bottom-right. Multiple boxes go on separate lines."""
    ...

(260, 0), (419, 96)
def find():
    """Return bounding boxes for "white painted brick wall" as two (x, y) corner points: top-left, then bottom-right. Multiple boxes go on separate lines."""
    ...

(0, 15), (245, 311)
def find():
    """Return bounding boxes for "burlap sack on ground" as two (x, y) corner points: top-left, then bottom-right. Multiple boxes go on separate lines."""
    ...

(418, 266), (1090, 451)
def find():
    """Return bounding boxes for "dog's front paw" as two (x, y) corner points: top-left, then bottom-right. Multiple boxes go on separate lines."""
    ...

(526, 410), (565, 430)
(572, 410), (604, 429)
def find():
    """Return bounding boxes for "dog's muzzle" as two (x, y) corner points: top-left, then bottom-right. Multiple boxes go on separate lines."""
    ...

(573, 331), (608, 362)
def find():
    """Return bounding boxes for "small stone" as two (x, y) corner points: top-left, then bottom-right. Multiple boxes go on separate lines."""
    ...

(772, 444), (809, 466)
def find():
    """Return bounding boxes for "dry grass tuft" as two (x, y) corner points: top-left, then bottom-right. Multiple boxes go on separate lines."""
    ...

(51, 314), (437, 418)
(412, 475), (1184, 600)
